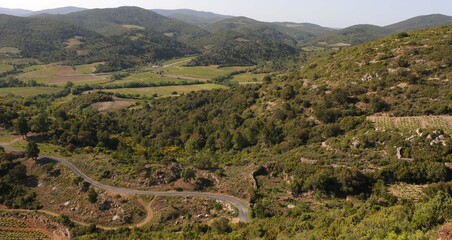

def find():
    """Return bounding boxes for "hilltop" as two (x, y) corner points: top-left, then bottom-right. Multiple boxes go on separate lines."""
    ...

(313, 24), (394, 46)
(386, 14), (452, 32)
(0, 7), (32, 16)
(26, 6), (87, 16)
(44, 7), (209, 44)
(152, 9), (233, 27)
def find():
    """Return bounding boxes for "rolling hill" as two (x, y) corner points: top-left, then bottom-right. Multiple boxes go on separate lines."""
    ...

(0, 14), (101, 61)
(0, 6), (85, 17)
(274, 22), (334, 36)
(44, 7), (210, 44)
(0, 14), (197, 69)
(313, 24), (395, 46)
(385, 14), (452, 32)
(152, 9), (233, 27)
(188, 17), (302, 66)
(309, 14), (452, 46)
(0, 7), (32, 16)
(26, 6), (87, 16)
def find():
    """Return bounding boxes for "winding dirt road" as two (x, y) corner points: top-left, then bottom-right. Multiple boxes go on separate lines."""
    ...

(0, 144), (250, 223)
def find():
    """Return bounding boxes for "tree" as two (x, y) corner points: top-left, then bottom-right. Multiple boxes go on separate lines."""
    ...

(263, 75), (272, 84)
(281, 85), (296, 100)
(232, 131), (248, 150)
(210, 218), (232, 233)
(14, 117), (30, 139)
(181, 167), (196, 182)
(30, 114), (50, 134)
(88, 188), (98, 203)
(26, 141), (40, 161)
(411, 191), (450, 230)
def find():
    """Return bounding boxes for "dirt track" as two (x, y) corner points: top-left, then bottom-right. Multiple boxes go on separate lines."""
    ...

(0, 144), (250, 223)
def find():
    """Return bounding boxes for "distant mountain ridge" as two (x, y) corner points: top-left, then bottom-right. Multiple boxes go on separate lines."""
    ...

(274, 22), (334, 36)
(26, 6), (87, 16)
(152, 9), (233, 26)
(0, 7), (32, 16)
(0, 5), (451, 67)
(385, 14), (452, 32)
(0, 6), (85, 16)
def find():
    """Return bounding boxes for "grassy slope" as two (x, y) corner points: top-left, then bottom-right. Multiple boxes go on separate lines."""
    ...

(0, 64), (13, 73)
(0, 87), (62, 97)
(100, 84), (228, 97)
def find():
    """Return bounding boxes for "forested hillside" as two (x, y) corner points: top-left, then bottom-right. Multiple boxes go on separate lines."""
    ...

(0, 14), (197, 70)
(44, 7), (210, 43)
(188, 17), (303, 66)
(0, 14), (101, 61)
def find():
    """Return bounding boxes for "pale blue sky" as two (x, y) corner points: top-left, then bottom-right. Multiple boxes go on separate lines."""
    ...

(2, 0), (452, 28)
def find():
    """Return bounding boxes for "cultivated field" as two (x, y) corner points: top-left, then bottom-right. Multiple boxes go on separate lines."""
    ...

(17, 63), (110, 85)
(115, 72), (200, 85)
(0, 87), (62, 97)
(0, 213), (68, 240)
(232, 72), (265, 84)
(163, 65), (248, 80)
(367, 115), (452, 132)
(100, 84), (228, 97)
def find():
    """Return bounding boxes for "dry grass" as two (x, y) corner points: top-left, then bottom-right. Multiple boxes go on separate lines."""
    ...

(388, 183), (427, 201)
(91, 99), (136, 113)
(65, 36), (82, 49)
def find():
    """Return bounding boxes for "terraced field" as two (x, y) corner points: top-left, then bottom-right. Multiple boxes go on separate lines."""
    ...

(367, 116), (452, 132)
(0, 215), (67, 240)
(0, 229), (51, 240)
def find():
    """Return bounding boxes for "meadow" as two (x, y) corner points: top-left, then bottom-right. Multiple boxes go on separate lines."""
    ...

(0, 63), (13, 73)
(231, 72), (265, 84)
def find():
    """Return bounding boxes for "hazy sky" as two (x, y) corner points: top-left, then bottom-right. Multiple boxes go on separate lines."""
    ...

(2, 0), (452, 28)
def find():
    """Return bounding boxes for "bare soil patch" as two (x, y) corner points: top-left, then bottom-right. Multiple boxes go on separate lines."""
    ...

(91, 99), (135, 113)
